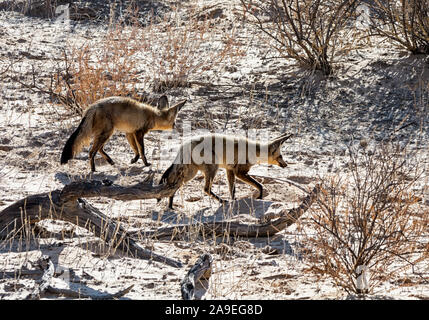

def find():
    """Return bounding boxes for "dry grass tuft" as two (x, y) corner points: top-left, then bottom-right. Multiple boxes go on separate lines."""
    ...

(53, 4), (243, 114)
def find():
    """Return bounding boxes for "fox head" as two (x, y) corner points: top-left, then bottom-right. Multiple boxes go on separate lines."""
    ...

(155, 97), (187, 130)
(267, 133), (293, 168)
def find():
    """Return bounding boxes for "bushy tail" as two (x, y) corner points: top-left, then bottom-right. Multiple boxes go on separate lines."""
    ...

(60, 111), (94, 164)
(157, 162), (185, 203)
(159, 163), (175, 185)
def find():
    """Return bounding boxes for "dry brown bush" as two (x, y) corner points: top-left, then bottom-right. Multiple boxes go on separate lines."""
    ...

(240, 0), (361, 75)
(53, 5), (243, 114)
(53, 13), (144, 114)
(140, 6), (243, 92)
(369, 0), (429, 54)
(305, 141), (427, 294)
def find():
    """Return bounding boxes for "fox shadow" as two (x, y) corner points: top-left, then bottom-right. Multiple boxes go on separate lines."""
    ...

(151, 197), (297, 257)
(54, 163), (160, 186)
(151, 197), (274, 225)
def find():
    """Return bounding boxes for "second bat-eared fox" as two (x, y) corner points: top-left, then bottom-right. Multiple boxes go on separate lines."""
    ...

(157, 133), (293, 209)
(60, 95), (186, 172)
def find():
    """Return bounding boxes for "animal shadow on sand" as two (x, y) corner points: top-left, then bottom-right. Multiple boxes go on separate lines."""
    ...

(151, 198), (296, 257)
(55, 160), (157, 186)
(151, 197), (274, 225)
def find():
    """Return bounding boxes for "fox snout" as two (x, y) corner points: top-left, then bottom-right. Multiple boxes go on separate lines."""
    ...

(277, 158), (288, 168)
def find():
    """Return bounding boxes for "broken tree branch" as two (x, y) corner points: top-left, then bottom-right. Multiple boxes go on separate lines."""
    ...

(0, 178), (182, 268)
(1, 175), (319, 268)
(22, 255), (134, 299)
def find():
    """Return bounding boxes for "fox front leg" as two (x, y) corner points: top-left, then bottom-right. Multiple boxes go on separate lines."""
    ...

(126, 133), (140, 164)
(134, 130), (151, 166)
(236, 172), (263, 199)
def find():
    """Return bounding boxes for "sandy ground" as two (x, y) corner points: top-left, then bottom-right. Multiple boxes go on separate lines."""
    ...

(0, 0), (428, 300)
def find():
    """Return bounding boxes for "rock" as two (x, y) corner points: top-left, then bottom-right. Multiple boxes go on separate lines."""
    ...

(304, 160), (313, 166)
(197, 7), (224, 21)
(0, 145), (13, 152)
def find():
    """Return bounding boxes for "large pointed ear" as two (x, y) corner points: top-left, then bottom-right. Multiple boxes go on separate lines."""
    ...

(170, 100), (187, 112)
(157, 95), (169, 110)
(269, 133), (293, 150)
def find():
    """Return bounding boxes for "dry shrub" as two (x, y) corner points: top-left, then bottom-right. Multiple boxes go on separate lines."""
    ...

(241, 0), (360, 75)
(306, 142), (427, 294)
(141, 7), (243, 92)
(53, 8), (148, 115)
(369, 0), (429, 54)
(54, 5), (243, 114)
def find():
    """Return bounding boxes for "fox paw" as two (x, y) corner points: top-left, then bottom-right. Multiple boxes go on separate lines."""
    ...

(130, 156), (139, 164)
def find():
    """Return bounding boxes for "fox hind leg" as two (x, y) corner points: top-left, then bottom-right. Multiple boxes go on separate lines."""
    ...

(226, 169), (236, 200)
(202, 166), (224, 203)
(164, 165), (198, 209)
(168, 193), (175, 209)
(99, 148), (114, 166)
(88, 129), (113, 172)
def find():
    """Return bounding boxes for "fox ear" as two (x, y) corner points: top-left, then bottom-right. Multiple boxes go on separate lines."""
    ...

(269, 133), (293, 151)
(171, 100), (187, 112)
(157, 95), (169, 110)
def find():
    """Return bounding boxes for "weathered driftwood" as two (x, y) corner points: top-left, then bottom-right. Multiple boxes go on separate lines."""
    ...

(181, 253), (213, 300)
(139, 185), (320, 240)
(24, 255), (133, 300)
(0, 179), (182, 268)
(27, 255), (55, 300)
(0, 176), (319, 268)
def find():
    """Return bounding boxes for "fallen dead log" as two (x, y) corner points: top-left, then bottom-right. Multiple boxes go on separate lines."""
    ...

(1, 264), (76, 280)
(139, 184), (320, 240)
(0, 179), (182, 268)
(46, 284), (134, 300)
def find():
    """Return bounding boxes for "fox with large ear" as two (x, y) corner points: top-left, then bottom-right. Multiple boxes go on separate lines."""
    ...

(60, 95), (186, 172)
(266, 133), (293, 168)
(157, 133), (293, 209)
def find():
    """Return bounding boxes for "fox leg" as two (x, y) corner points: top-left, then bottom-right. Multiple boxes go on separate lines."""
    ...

(134, 130), (151, 166)
(126, 133), (140, 164)
(157, 191), (175, 210)
(164, 165), (198, 210)
(99, 148), (115, 166)
(226, 169), (236, 200)
(168, 193), (175, 209)
(235, 172), (263, 199)
(88, 130), (113, 172)
(202, 166), (224, 203)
